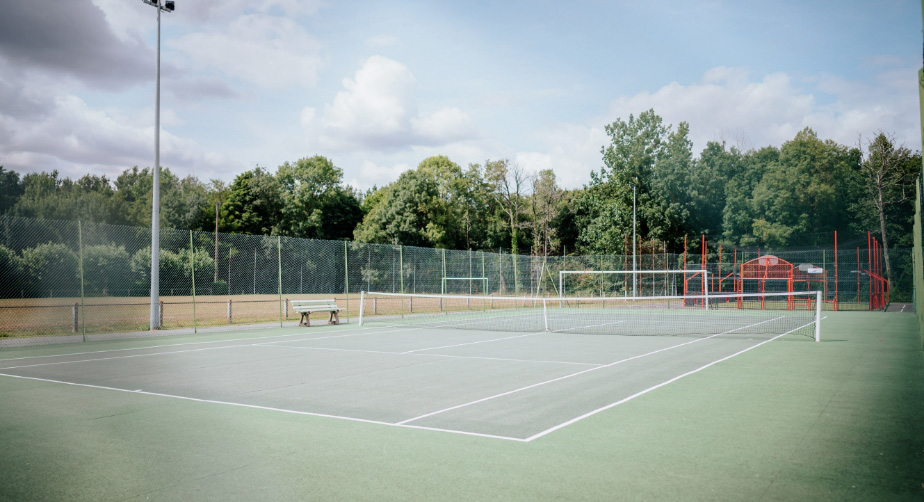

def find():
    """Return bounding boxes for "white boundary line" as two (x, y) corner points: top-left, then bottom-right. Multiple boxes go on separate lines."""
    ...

(396, 316), (784, 425)
(0, 326), (414, 370)
(0, 322), (393, 363)
(254, 342), (601, 367)
(400, 331), (545, 354)
(0, 314), (818, 442)
(523, 320), (815, 441)
(0, 371), (526, 442)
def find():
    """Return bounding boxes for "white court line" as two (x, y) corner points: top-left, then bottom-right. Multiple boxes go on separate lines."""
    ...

(396, 316), (785, 426)
(551, 319), (625, 333)
(524, 320), (815, 441)
(400, 331), (545, 354)
(0, 326), (409, 371)
(0, 322), (396, 363)
(253, 342), (601, 367)
(0, 371), (526, 442)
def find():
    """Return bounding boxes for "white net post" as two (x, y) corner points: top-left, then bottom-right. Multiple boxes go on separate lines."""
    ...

(704, 270), (710, 310)
(815, 290), (822, 342)
(358, 291), (365, 326)
(542, 298), (549, 331)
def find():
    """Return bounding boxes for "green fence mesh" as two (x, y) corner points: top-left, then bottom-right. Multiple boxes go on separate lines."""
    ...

(0, 215), (910, 347)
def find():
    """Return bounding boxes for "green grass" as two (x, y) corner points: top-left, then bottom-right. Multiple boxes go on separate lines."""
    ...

(0, 311), (921, 501)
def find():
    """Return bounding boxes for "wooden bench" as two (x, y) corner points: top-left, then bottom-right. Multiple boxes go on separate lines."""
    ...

(291, 299), (343, 327)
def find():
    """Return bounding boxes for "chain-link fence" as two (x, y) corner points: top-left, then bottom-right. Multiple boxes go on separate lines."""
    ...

(0, 216), (911, 347)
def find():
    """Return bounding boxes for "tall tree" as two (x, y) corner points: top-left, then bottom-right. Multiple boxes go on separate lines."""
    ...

(354, 156), (468, 248)
(576, 110), (671, 254)
(859, 132), (917, 282)
(485, 159), (528, 253)
(529, 169), (562, 256)
(219, 167), (283, 235)
(276, 155), (362, 240)
(0, 166), (23, 215)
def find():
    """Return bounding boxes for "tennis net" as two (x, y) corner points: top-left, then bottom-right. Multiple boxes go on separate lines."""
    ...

(359, 291), (822, 341)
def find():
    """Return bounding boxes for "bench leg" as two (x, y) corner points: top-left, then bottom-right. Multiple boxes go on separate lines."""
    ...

(300, 312), (310, 327)
(329, 311), (339, 325)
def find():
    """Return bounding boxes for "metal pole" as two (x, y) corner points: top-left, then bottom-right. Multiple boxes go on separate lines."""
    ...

(278, 236), (282, 327)
(344, 240), (349, 322)
(190, 230), (197, 334)
(632, 184), (637, 297)
(149, 1), (162, 330)
(78, 221), (86, 341)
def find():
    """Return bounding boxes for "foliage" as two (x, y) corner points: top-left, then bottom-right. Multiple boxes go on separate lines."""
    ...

(219, 167), (283, 235)
(129, 245), (215, 294)
(82, 244), (132, 295)
(0, 114), (917, 263)
(276, 155), (362, 240)
(0, 166), (24, 215)
(354, 156), (488, 249)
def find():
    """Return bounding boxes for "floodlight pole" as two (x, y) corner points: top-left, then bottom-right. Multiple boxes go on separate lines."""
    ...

(631, 183), (637, 297)
(144, 0), (173, 330)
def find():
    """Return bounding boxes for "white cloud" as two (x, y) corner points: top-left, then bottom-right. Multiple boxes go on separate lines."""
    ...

(518, 123), (608, 189)
(602, 65), (918, 154)
(512, 63), (919, 191)
(306, 55), (478, 151)
(0, 89), (237, 181)
(171, 14), (324, 89)
(165, 0), (325, 24)
(348, 160), (413, 190)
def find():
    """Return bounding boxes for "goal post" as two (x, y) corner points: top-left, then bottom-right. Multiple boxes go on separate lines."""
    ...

(558, 270), (710, 299)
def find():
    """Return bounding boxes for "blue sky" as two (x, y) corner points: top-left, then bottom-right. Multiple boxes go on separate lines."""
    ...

(0, 0), (919, 190)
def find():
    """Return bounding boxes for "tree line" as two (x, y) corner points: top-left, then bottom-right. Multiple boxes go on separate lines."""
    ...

(0, 110), (918, 282)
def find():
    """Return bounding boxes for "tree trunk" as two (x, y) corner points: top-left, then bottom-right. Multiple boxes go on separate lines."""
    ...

(876, 183), (893, 283)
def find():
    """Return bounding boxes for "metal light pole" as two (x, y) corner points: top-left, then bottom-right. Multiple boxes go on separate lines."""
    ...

(142, 0), (174, 330)
(631, 183), (637, 297)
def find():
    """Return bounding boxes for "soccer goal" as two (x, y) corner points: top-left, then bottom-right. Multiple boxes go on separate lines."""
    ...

(558, 270), (710, 299)
(441, 276), (490, 295)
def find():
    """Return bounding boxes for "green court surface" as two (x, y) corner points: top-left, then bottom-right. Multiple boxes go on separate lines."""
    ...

(1, 311), (922, 501)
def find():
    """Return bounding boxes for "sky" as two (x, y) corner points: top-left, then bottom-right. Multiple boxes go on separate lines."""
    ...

(0, 0), (920, 191)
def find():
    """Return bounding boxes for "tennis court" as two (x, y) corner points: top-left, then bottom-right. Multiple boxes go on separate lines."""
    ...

(1, 305), (922, 500)
(0, 293), (818, 443)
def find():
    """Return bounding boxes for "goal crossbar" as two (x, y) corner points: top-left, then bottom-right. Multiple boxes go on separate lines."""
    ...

(558, 269), (711, 303)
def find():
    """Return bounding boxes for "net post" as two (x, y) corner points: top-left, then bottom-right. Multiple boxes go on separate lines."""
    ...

(704, 270), (709, 310)
(543, 298), (549, 331)
(358, 291), (365, 326)
(815, 290), (822, 342)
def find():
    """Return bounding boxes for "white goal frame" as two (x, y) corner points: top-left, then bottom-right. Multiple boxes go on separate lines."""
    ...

(558, 269), (711, 303)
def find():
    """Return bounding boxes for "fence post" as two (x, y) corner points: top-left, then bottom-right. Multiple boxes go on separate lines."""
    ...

(344, 240), (350, 323)
(227, 299), (232, 324)
(278, 236), (282, 328)
(78, 221), (86, 342)
(159, 300), (164, 327)
(72, 302), (78, 333)
(190, 230), (197, 334)
(399, 245), (404, 294)
(285, 298), (289, 319)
